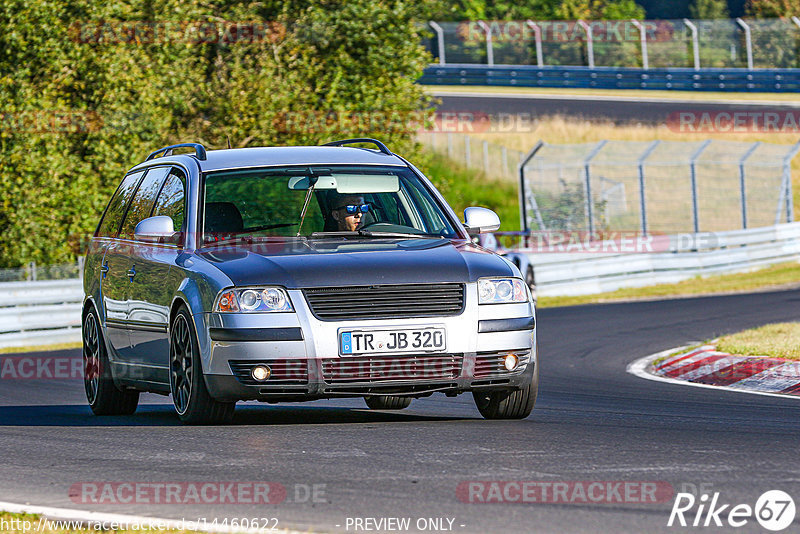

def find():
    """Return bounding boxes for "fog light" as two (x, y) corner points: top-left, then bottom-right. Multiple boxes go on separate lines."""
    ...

(251, 365), (271, 381)
(504, 354), (519, 371)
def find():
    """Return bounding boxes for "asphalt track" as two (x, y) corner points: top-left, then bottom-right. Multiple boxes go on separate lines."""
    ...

(435, 91), (800, 125)
(2, 289), (800, 533)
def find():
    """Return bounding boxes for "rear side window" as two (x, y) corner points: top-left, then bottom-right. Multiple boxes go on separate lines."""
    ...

(152, 169), (186, 232)
(97, 171), (145, 237)
(119, 167), (171, 239)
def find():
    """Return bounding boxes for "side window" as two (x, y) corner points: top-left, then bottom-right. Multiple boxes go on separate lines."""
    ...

(152, 168), (186, 232)
(97, 171), (145, 237)
(119, 167), (171, 239)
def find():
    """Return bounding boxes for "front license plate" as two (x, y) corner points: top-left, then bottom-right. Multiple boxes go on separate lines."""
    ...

(339, 327), (446, 355)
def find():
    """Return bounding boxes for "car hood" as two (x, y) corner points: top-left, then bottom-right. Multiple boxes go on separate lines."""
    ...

(197, 238), (515, 288)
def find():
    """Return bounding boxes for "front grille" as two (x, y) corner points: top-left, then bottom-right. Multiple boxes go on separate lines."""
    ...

(474, 351), (530, 379)
(322, 354), (464, 384)
(229, 360), (308, 386)
(303, 283), (465, 321)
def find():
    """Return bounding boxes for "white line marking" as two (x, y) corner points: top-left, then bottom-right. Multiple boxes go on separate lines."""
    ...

(626, 347), (800, 401)
(0, 501), (311, 534)
(429, 90), (800, 108)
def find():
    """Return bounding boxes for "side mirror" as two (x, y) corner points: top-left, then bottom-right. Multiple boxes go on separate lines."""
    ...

(134, 216), (177, 244)
(464, 207), (500, 235)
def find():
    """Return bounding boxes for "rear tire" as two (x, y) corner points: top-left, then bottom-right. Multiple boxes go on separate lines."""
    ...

(170, 306), (235, 425)
(473, 363), (538, 420)
(82, 309), (139, 416)
(364, 396), (412, 410)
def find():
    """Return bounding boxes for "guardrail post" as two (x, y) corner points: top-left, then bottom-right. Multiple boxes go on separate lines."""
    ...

(630, 20), (649, 70)
(738, 142), (761, 229)
(736, 18), (753, 70)
(428, 22), (446, 66)
(684, 19), (700, 70)
(482, 140), (490, 175)
(477, 20), (494, 66)
(526, 20), (544, 67)
(577, 20), (595, 69)
(465, 136), (471, 167)
(689, 140), (712, 234)
(637, 141), (660, 235)
(583, 140), (608, 235)
(518, 140), (546, 234)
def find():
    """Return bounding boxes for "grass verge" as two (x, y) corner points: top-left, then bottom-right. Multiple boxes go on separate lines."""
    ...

(537, 261), (800, 308)
(417, 149), (521, 231)
(423, 85), (800, 103)
(0, 342), (81, 354)
(716, 322), (800, 360)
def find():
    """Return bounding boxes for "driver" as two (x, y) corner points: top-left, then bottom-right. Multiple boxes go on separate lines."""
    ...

(329, 193), (370, 232)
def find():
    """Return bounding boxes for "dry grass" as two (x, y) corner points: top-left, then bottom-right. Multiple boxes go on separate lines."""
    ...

(460, 116), (800, 224)
(424, 84), (800, 103)
(716, 322), (800, 360)
(0, 342), (81, 354)
(537, 261), (800, 308)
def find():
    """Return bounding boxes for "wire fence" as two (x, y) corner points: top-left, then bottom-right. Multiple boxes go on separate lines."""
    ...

(417, 132), (524, 182)
(424, 18), (800, 69)
(520, 140), (800, 235)
(0, 259), (84, 283)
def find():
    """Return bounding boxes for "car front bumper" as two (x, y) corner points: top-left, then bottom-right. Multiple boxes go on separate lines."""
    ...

(195, 288), (536, 402)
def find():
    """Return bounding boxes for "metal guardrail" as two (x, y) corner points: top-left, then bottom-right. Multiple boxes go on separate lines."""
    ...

(527, 222), (800, 296)
(420, 65), (800, 92)
(1, 223), (799, 347)
(0, 280), (82, 349)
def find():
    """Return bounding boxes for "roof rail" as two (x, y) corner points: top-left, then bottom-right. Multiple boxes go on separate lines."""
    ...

(323, 138), (392, 155)
(146, 143), (207, 161)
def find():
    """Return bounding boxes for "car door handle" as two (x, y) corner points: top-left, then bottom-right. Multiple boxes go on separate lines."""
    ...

(100, 262), (109, 279)
(126, 267), (136, 281)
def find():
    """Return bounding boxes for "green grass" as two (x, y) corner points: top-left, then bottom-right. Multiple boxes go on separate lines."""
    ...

(537, 262), (800, 308)
(717, 322), (800, 361)
(423, 85), (800, 103)
(418, 149), (521, 231)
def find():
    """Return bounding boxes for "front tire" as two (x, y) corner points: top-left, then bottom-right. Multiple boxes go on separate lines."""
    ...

(364, 396), (412, 410)
(82, 309), (139, 415)
(472, 363), (538, 420)
(169, 307), (235, 425)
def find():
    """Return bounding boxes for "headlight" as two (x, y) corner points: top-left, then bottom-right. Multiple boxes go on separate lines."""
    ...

(478, 278), (527, 304)
(214, 287), (293, 313)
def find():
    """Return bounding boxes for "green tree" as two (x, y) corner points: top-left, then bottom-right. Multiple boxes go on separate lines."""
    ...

(0, 0), (434, 267)
(689, 0), (730, 19)
(745, 0), (794, 16)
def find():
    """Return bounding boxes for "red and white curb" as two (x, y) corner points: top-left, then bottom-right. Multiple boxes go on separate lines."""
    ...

(627, 345), (800, 400)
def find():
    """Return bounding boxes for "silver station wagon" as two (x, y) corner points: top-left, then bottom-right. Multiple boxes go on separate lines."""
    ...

(82, 139), (538, 424)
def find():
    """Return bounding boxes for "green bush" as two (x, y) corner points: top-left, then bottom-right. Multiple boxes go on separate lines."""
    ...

(0, 0), (434, 267)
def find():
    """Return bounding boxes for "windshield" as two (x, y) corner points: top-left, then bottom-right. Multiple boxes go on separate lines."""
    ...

(202, 165), (460, 244)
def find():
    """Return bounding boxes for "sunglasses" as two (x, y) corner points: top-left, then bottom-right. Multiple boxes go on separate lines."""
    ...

(336, 203), (371, 215)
